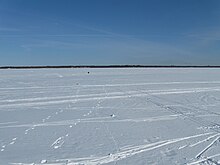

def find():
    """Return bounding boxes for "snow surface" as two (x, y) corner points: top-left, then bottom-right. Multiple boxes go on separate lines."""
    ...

(0, 68), (220, 165)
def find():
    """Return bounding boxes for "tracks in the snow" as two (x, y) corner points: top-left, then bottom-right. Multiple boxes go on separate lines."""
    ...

(1, 86), (220, 109)
(11, 132), (217, 165)
(2, 75), (220, 165)
(135, 90), (220, 164)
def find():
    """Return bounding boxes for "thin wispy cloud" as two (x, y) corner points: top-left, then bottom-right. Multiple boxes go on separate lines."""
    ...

(185, 27), (220, 48)
(0, 0), (220, 65)
(0, 34), (115, 38)
(0, 27), (20, 32)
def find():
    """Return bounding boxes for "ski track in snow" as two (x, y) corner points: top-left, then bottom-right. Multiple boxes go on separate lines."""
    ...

(1, 87), (220, 109)
(11, 132), (217, 165)
(1, 69), (220, 165)
(2, 80), (220, 91)
(0, 114), (218, 129)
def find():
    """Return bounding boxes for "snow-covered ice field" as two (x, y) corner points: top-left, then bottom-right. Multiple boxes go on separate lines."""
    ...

(0, 68), (220, 165)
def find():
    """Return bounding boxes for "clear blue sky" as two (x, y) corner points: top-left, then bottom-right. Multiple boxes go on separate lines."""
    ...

(0, 0), (220, 65)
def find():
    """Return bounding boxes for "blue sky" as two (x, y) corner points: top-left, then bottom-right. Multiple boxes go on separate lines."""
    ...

(0, 0), (220, 65)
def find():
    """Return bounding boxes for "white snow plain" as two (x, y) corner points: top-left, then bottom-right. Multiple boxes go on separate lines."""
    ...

(0, 68), (220, 165)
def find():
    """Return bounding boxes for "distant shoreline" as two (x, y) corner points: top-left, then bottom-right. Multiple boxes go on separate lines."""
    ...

(1, 65), (220, 69)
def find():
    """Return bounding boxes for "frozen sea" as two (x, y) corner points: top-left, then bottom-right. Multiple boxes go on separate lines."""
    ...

(0, 68), (220, 165)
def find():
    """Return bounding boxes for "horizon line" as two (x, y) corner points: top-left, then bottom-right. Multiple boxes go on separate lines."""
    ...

(1, 65), (220, 69)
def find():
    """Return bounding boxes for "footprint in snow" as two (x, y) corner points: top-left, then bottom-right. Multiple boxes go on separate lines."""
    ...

(110, 114), (116, 118)
(8, 137), (17, 145)
(161, 148), (177, 157)
(1, 145), (5, 152)
(41, 159), (47, 164)
(25, 130), (29, 135)
(51, 136), (65, 149)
